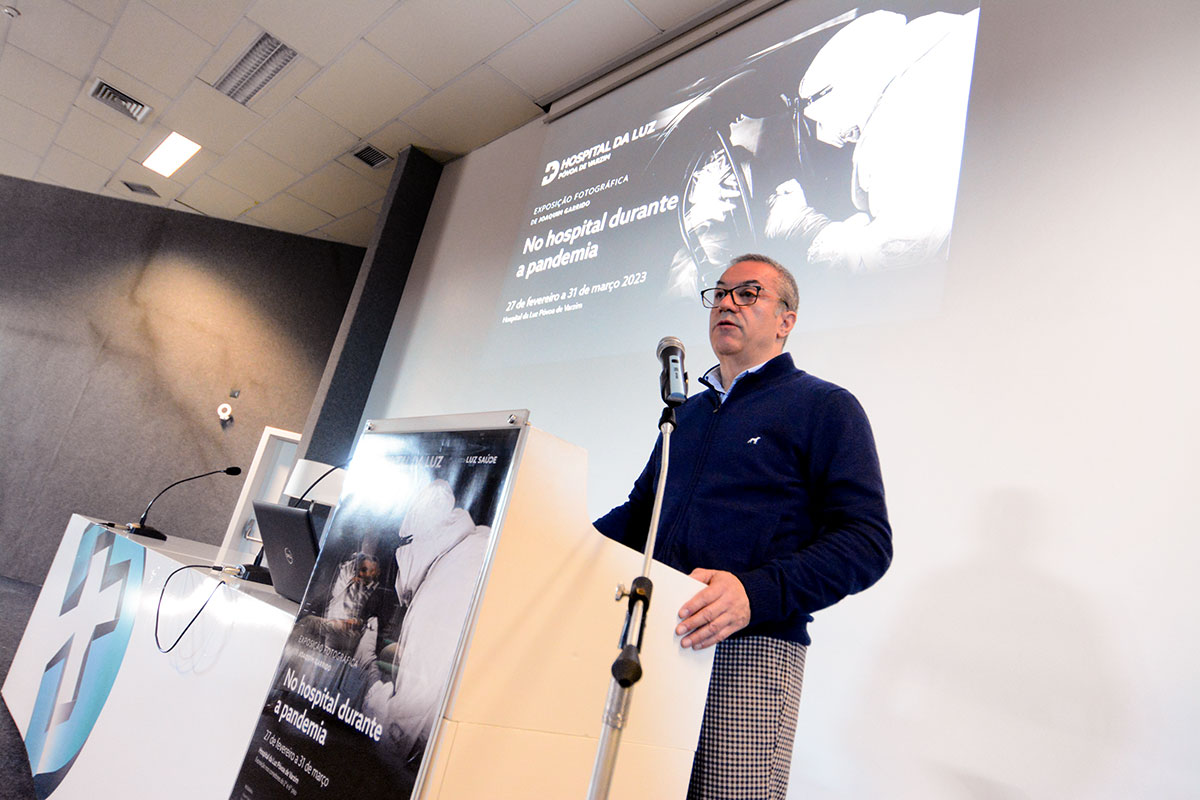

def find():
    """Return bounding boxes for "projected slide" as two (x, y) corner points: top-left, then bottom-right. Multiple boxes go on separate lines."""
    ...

(492, 0), (980, 364)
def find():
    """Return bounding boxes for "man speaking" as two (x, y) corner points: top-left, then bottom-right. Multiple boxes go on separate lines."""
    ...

(595, 254), (892, 798)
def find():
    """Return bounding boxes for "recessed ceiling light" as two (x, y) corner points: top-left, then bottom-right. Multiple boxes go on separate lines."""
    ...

(214, 33), (297, 105)
(142, 132), (201, 178)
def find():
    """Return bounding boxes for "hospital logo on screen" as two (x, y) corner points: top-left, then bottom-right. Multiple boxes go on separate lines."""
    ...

(23, 524), (144, 798)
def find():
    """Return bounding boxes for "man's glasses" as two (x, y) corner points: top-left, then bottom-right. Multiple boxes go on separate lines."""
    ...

(701, 284), (767, 308)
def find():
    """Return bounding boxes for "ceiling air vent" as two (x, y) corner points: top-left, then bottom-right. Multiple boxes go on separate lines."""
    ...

(90, 80), (151, 122)
(352, 144), (393, 169)
(122, 181), (161, 197)
(215, 33), (297, 105)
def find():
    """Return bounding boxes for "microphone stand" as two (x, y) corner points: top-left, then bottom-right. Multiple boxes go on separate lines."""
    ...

(587, 404), (677, 800)
(125, 468), (237, 541)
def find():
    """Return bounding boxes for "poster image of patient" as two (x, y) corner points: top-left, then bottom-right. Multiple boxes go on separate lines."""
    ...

(492, 0), (981, 364)
(229, 424), (521, 800)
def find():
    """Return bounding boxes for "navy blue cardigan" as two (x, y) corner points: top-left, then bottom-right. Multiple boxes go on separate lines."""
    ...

(594, 353), (892, 645)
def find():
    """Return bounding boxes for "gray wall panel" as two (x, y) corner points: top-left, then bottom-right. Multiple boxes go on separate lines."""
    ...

(0, 175), (362, 584)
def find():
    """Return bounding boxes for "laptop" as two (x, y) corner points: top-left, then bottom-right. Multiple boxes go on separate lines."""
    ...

(251, 501), (319, 603)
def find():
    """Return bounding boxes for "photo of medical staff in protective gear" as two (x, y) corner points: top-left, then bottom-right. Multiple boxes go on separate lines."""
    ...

(230, 425), (521, 800)
(493, 1), (979, 365)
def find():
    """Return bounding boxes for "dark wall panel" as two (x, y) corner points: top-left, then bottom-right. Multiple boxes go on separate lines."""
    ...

(0, 175), (363, 584)
(299, 146), (443, 467)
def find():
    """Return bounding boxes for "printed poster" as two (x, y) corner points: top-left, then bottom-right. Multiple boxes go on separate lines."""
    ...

(230, 421), (522, 799)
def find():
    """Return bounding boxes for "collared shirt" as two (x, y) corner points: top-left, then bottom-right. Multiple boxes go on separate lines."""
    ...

(700, 359), (772, 404)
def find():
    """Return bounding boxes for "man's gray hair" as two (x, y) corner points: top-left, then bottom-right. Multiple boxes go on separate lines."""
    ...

(729, 253), (799, 312)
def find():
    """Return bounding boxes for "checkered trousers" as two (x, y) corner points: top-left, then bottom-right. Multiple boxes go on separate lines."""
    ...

(686, 636), (807, 800)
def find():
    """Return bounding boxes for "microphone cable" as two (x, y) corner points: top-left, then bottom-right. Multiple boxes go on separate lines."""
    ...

(153, 564), (232, 654)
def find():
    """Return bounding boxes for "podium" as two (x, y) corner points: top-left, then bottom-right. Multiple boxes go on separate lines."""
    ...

(418, 420), (713, 799)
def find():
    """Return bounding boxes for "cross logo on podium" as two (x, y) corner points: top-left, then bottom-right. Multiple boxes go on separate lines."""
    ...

(23, 525), (144, 796)
(51, 548), (125, 713)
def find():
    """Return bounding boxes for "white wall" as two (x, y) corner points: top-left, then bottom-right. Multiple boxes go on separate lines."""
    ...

(361, 1), (1200, 796)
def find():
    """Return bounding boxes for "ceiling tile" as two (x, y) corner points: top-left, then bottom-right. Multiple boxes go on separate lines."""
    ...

(128, 122), (172, 161)
(298, 42), (428, 138)
(145, 0), (253, 45)
(245, 54), (318, 116)
(242, 191), (334, 234)
(30, 175), (66, 189)
(245, 0), (394, 65)
(362, 126), (457, 164)
(404, 66), (543, 155)
(0, 97), (60, 157)
(627, 0), (730, 31)
(168, 199), (203, 213)
(151, 142), (221, 186)
(160, 80), (265, 155)
(367, 0), (531, 89)
(237, 215), (272, 230)
(288, 161), (385, 218)
(108, 158), (186, 202)
(6, 0), (110, 80)
(207, 142), (303, 202)
(197, 19), (260, 84)
(507, 0), (573, 23)
(101, 0), (215, 96)
(319, 208), (378, 247)
(248, 99), (358, 173)
(73, 61), (172, 138)
(369, 119), (452, 161)
(67, 0), (125, 24)
(0, 0), (748, 242)
(178, 175), (257, 219)
(0, 46), (84, 122)
(0, 140), (41, 180)
(55, 106), (140, 170)
(488, 0), (659, 100)
(37, 145), (112, 192)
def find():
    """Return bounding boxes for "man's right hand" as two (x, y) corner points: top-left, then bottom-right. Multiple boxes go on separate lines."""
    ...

(675, 568), (751, 649)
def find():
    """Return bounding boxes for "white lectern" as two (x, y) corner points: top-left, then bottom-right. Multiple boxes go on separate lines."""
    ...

(418, 423), (714, 799)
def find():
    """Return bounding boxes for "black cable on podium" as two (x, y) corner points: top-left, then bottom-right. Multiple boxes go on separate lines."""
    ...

(153, 565), (229, 653)
(587, 337), (687, 799)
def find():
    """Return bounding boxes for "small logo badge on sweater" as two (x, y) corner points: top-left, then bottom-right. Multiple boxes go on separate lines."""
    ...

(747, 436), (761, 444)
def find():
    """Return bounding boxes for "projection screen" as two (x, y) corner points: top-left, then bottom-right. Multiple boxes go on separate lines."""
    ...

(490, 0), (981, 366)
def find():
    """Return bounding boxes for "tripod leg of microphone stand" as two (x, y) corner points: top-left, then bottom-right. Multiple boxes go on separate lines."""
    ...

(587, 679), (633, 800)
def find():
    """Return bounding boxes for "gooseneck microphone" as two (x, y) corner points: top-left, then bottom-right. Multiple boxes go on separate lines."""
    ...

(126, 466), (242, 541)
(656, 336), (688, 407)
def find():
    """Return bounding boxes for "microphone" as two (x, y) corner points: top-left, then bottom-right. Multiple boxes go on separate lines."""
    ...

(126, 466), (242, 541)
(656, 336), (688, 407)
